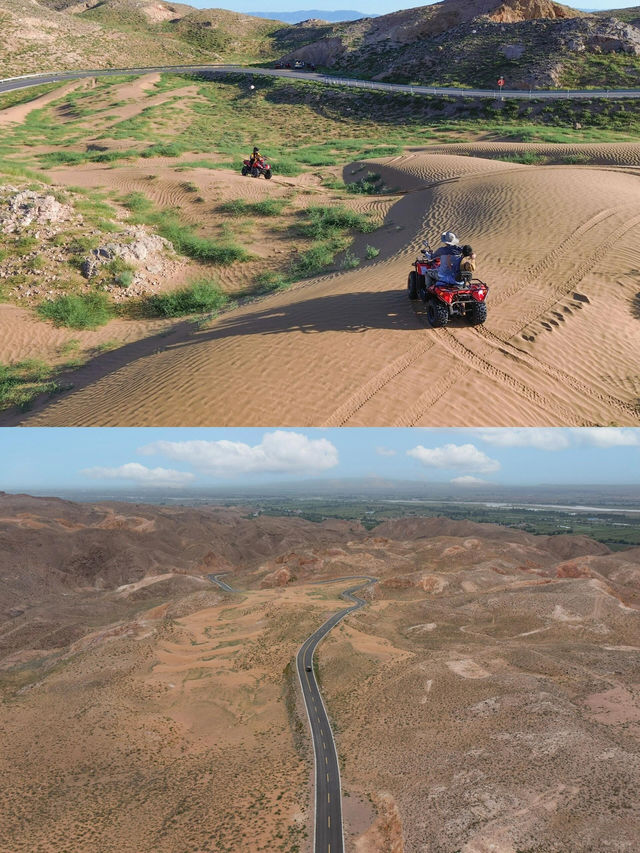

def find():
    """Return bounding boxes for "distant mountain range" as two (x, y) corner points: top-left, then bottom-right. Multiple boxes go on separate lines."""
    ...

(245, 9), (374, 23)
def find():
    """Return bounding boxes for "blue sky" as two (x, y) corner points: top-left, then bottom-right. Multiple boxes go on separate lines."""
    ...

(194, 1), (639, 16)
(1, 428), (639, 491)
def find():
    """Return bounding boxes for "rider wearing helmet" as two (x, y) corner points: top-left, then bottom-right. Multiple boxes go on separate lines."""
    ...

(249, 146), (264, 169)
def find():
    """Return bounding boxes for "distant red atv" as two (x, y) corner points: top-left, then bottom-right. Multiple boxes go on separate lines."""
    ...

(241, 157), (272, 179)
(407, 240), (488, 327)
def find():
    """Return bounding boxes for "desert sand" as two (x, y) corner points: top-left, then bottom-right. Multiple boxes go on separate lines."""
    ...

(9, 143), (640, 427)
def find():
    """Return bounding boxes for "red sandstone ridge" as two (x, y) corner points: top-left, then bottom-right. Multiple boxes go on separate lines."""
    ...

(260, 566), (294, 588)
(556, 560), (593, 578)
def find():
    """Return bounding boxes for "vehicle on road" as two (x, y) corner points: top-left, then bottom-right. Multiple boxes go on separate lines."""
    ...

(305, 665), (312, 672)
(241, 157), (272, 179)
(407, 239), (489, 327)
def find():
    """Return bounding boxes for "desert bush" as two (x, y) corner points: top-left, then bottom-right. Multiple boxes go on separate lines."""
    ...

(146, 278), (228, 316)
(37, 292), (113, 329)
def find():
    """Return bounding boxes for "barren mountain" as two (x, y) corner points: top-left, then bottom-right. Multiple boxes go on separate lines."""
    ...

(277, 0), (640, 88)
(0, 0), (295, 77)
(1, 493), (639, 851)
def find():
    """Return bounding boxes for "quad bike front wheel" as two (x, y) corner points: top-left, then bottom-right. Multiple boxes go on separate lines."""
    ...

(427, 300), (449, 328)
(264, 169), (272, 180)
(251, 167), (260, 178)
(469, 302), (487, 326)
(241, 166), (249, 176)
(407, 270), (418, 299)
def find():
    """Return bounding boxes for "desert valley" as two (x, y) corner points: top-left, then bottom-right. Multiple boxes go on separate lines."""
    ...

(1, 491), (639, 852)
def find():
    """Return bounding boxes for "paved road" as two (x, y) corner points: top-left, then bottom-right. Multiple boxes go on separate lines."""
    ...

(2, 64), (640, 100)
(207, 572), (235, 592)
(296, 577), (377, 853)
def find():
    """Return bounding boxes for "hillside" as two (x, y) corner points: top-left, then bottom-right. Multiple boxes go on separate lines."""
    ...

(0, 0), (303, 77)
(2, 0), (640, 86)
(1, 493), (639, 852)
(276, 0), (640, 88)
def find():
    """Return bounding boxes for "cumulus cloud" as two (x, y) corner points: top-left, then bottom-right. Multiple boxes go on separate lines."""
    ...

(375, 447), (397, 457)
(140, 430), (339, 476)
(407, 443), (500, 473)
(450, 475), (486, 485)
(479, 428), (570, 450)
(82, 463), (195, 488)
(570, 428), (640, 448)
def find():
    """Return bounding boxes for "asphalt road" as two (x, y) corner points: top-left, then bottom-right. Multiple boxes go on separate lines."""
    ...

(2, 64), (640, 100)
(296, 577), (377, 853)
(207, 572), (235, 592)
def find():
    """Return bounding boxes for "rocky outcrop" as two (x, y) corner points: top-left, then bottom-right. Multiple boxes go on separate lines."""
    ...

(0, 186), (75, 234)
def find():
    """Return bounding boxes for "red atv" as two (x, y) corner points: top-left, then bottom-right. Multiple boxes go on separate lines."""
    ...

(407, 240), (488, 327)
(241, 157), (272, 179)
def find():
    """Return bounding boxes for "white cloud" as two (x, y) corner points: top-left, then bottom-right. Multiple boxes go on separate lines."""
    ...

(82, 463), (195, 488)
(570, 428), (640, 448)
(407, 443), (500, 473)
(375, 446), (397, 457)
(480, 428), (570, 450)
(140, 430), (339, 476)
(450, 475), (486, 485)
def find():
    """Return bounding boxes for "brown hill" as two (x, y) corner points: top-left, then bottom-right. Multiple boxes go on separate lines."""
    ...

(1, 493), (638, 852)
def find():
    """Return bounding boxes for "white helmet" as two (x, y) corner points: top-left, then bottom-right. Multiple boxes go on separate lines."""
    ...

(441, 231), (459, 246)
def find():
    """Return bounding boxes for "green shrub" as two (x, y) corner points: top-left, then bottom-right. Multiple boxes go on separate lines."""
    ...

(342, 250), (360, 270)
(37, 292), (113, 329)
(255, 271), (289, 292)
(159, 221), (248, 264)
(146, 279), (228, 317)
(300, 205), (374, 240)
(290, 243), (335, 278)
(347, 173), (384, 194)
(115, 270), (134, 288)
(365, 245), (380, 259)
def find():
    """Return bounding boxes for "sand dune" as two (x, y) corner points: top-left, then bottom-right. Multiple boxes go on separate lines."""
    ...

(10, 145), (640, 426)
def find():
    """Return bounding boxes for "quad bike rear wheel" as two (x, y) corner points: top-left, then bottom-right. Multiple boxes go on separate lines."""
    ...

(264, 169), (272, 180)
(427, 300), (449, 328)
(469, 302), (487, 326)
(407, 270), (418, 299)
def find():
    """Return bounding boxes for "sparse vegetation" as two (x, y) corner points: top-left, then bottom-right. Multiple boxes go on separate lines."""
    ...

(146, 278), (228, 317)
(37, 292), (113, 329)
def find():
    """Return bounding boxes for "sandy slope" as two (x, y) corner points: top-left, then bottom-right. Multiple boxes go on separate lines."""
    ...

(10, 145), (640, 426)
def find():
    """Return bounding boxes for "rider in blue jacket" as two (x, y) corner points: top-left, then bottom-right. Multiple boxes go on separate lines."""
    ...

(432, 231), (463, 284)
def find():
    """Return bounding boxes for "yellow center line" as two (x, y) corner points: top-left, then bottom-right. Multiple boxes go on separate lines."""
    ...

(326, 772), (330, 782)
(328, 792), (330, 803)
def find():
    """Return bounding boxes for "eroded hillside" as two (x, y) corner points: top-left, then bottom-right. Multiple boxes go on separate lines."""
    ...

(1, 494), (639, 852)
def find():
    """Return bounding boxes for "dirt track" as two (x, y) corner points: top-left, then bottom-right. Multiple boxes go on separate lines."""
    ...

(10, 147), (640, 426)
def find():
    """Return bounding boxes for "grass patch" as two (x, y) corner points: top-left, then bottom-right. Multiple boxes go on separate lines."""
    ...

(299, 205), (375, 240)
(37, 292), (113, 329)
(145, 278), (228, 317)
(347, 172), (384, 194)
(365, 244), (380, 259)
(0, 359), (62, 411)
(220, 198), (288, 217)
(122, 192), (250, 264)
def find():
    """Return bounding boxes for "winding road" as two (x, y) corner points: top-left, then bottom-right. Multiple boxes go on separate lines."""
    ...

(296, 577), (377, 853)
(207, 572), (235, 592)
(204, 571), (377, 852)
(2, 64), (640, 100)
